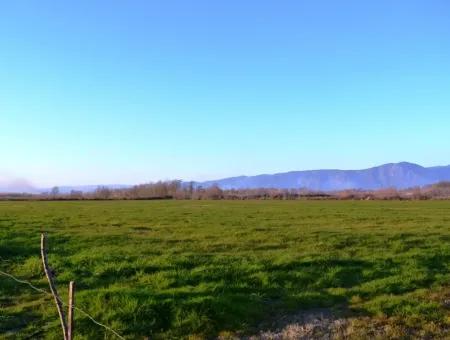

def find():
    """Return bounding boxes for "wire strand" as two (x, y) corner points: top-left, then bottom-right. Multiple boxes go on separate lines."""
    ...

(0, 269), (125, 340)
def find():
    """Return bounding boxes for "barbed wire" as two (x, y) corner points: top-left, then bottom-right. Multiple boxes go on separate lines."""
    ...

(0, 269), (125, 340)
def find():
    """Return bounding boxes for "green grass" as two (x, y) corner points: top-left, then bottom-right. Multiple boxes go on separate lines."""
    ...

(0, 200), (449, 339)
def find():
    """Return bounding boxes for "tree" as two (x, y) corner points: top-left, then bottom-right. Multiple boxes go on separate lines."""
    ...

(50, 186), (60, 198)
(94, 186), (112, 200)
(204, 185), (223, 200)
(69, 190), (83, 200)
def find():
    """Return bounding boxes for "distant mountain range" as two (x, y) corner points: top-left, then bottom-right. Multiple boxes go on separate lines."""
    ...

(0, 183), (130, 194)
(196, 162), (450, 191)
(2, 162), (450, 194)
(53, 184), (130, 194)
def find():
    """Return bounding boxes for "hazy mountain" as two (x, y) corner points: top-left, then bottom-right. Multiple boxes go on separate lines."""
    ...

(0, 182), (131, 194)
(197, 162), (450, 191)
(43, 184), (131, 194)
(3, 162), (450, 194)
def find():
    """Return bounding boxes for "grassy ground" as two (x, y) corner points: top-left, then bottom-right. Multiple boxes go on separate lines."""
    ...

(0, 200), (449, 339)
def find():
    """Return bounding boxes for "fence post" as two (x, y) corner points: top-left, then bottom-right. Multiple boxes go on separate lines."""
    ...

(40, 233), (69, 340)
(68, 281), (75, 340)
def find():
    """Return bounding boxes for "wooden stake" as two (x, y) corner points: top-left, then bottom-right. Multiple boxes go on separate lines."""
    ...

(68, 281), (75, 340)
(41, 233), (68, 340)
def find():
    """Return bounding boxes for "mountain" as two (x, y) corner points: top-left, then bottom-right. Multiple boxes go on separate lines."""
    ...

(0, 182), (131, 194)
(3, 162), (450, 194)
(42, 184), (131, 194)
(196, 162), (450, 191)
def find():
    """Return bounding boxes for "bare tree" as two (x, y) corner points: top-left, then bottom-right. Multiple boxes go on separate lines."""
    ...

(50, 186), (60, 199)
(94, 186), (112, 200)
(204, 185), (223, 200)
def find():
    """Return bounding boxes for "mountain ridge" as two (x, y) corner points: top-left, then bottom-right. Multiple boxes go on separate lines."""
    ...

(2, 162), (450, 193)
(196, 162), (450, 191)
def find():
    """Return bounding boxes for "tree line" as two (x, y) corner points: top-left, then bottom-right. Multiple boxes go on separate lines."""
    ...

(3, 181), (450, 201)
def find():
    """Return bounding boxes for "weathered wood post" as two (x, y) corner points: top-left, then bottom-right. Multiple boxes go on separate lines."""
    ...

(41, 233), (69, 340)
(68, 281), (75, 340)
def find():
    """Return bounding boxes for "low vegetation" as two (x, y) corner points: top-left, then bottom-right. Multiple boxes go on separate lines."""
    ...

(3, 181), (450, 201)
(1, 200), (449, 339)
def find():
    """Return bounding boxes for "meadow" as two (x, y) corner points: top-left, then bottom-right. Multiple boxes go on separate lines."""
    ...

(0, 200), (449, 339)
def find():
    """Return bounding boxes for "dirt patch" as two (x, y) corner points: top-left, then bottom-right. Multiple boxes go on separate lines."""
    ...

(246, 308), (350, 340)
(218, 307), (450, 339)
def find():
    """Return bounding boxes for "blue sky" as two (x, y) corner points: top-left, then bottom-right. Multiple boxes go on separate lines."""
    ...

(1, 1), (450, 187)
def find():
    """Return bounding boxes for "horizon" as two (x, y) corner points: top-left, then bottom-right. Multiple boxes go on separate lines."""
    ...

(2, 161), (450, 191)
(2, 1), (450, 187)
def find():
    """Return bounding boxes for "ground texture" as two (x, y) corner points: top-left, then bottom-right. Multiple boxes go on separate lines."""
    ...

(0, 200), (449, 339)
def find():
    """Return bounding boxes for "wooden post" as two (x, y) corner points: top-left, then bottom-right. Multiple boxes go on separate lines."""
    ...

(68, 281), (75, 340)
(41, 233), (68, 340)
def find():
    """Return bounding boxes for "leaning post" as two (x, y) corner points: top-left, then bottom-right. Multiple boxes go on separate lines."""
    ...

(40, 233), (69, 340)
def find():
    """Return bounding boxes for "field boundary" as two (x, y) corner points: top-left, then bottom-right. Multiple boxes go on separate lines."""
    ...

(0, 264), (125, 339)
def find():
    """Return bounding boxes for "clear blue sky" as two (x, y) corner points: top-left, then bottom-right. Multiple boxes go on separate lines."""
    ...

(1, 1), (450, 187)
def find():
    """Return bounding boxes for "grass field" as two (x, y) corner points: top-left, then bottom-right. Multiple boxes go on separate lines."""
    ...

(0, 200), (449, 339)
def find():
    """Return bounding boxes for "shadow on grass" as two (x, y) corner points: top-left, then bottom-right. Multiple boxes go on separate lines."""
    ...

(3, 238), (448, 339)
(65, 258), (373, 338)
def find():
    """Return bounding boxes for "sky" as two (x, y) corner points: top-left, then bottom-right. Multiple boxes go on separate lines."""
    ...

(1, 1), (450, 187)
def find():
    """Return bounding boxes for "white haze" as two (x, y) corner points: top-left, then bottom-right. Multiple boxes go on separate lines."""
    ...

(0, 173), (38, 193)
